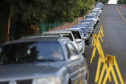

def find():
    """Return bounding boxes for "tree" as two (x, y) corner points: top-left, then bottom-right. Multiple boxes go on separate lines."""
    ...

(95, 0), (109, 4)
(0, 0), (50, 44)
(117, 0), (125, 4)
(0, 0), (96, 45)
(0, 0), (10, 45)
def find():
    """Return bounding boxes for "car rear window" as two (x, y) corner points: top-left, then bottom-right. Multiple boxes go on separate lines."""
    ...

(60, 33), (73, 41)
(71, 31), (81, 39)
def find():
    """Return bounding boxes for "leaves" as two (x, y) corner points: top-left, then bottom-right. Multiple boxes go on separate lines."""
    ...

(117, 0), (125, 4)
(2, 0), (97, 25)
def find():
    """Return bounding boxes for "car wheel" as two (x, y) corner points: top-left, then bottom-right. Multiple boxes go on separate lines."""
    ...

(88, 39), (90, 45)
(83, 52), (86, 58)
(68, 80), (71, 84)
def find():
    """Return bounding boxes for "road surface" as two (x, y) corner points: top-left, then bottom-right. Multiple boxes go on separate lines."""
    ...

(86, 4), (126, 84)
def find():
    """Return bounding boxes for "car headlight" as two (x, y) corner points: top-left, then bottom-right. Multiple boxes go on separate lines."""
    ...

(32, 77), (60, 84)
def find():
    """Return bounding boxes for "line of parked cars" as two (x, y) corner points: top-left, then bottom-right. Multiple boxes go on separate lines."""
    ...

(0, 2), (103, 84)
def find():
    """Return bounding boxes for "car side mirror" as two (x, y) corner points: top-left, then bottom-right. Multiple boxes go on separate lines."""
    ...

(69, 55), (81, 62)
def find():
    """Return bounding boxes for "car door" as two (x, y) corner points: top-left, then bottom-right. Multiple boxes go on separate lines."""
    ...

(66, 43), (82, 84)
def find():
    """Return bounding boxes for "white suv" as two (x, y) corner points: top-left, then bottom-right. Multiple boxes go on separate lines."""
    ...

(65, 28), (86, 55)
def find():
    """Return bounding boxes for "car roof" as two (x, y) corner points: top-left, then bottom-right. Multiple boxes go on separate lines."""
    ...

(94, 8), (101, 9)
(72, 25), (87, 28)
(2, 37), (70, 46)
(84, 18), (93, 20)
(43, 30), (72, 34)
(65, 28), (81, 31)
(89, 13), (97, 16)
(86, 14), (95, 16)
(21, 34), (61, 39)
(93, 8), (100, 10)
(80, 19), (92, 23)
(79, 22), (90, 24)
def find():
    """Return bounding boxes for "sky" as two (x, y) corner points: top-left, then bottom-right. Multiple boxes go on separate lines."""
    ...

(108, 0), (117, 4)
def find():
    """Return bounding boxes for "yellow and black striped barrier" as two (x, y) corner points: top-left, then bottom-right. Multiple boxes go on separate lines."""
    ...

(98, 55), (124, 84)
(90, 25), (104, 63)
(90, 25), (124, 84)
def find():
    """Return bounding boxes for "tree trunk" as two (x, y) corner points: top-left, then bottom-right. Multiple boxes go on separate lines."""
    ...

(0, 2), (10, 45)
(7, 16), (11, 41)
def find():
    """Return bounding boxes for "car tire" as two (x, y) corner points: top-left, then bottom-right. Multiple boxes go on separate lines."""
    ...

(88, 39), (90, 45)
(83, 52), (86, 58)
(86, 38), (90, 45)
(68, 80), (71, 84)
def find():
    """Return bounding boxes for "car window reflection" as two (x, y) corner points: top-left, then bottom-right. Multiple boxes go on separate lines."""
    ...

(0, 41), (65, 64)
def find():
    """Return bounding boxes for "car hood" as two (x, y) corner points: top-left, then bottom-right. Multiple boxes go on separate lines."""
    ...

(0, 61), (66, 81)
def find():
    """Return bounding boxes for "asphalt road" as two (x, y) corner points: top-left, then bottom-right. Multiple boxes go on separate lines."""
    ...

(86, 4), (126, 84)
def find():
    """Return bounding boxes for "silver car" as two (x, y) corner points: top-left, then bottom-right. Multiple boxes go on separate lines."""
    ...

(0, 37), (89, 84)
(86, 14), (99, 24)
(79, 22), (94, 34)
(73, 24), (93, 36)
(80, 19), (95, 28)
(65, 28), (86, 55)
(42, 30), (78, 51)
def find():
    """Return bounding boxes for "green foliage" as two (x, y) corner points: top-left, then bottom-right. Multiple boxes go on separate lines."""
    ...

(117, 0), (125, 4)
(102, 0), (109, 4)
(3, 0), (96, 24)
(6, 0), (50, 24)
(96, 0), (109, 4)
(0, 0), (97, 41)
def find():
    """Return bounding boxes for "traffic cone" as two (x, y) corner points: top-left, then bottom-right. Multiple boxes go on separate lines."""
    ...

(123, 5), (124, 8)
(122, 6), (123, 8)
(120, 6), (121, 8)
(125, 79), (126, 84)
(104, 5), (105, 7)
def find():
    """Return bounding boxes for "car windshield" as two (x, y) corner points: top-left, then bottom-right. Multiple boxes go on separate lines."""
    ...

(71, 31), (81, 39)
(0, 41), (65, 64)
(86, 16), (94, 18)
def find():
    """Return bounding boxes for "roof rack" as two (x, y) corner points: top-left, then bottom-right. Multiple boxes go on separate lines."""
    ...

(20, 33), (63, 40)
